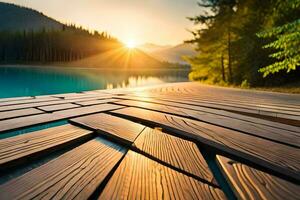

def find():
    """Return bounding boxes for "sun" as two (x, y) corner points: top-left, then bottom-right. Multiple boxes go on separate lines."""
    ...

(125, 39), (137, 49)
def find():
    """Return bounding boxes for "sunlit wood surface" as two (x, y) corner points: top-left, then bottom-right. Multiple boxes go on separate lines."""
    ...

(0, 82), (299, 200)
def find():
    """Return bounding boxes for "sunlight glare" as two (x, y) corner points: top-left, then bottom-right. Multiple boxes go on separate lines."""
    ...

(125, 39), (137, 49)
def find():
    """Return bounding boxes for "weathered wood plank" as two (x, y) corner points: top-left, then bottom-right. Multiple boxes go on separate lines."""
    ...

(0, 96), (33, 103)
(0, 96), (59, 107)
(66, 93), (113, 100)
(0, 104), (124, 133)
(134, 127), (214, 183)
(114, 100), (300, 148)
(70, 113), (145, 145)
(52, 93), (112, 100)
(0, 108), (44, 120)
(217, 155), (300, 200)
(142, 82), (300, 105)
(0, 124), (93, 169)
(0, 138), (126, 200)
(128, 87), (300, 120)
(116, 95), (300, 133)
(74, 98), (118, 106)
(153, 95), (300, 120)
(111, 107), (300, 182)
(99, 150), (225, 200)
(38, 103), (80, 112)
(150, 93), (300, 113)
(0, 95), (114, 112)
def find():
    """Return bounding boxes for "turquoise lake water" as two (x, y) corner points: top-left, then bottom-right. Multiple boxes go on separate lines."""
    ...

(0, 65), (189, 98)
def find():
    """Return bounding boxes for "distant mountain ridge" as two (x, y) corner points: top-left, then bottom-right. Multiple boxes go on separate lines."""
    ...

(66, 48), (187, 69)
(137, 43), (172, 53)
(138, 43), (196, 64)
(0, 2), (62, 31)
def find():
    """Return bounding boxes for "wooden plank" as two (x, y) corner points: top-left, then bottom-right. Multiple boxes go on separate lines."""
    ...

(0, 108), (44, 120)
(74, 98), (118, 106)
(99, 150), (225, 200)
(151, 93), (300, 113)
(141, 82), (300, 105)
(65, 93), (113, 100)
(0, 95), (114, 112)
(0, 96), (59, 107)
(111, 107), (300, 182)
(0, 96), (33, 103)
(134, 127), (214, 183)
(0, 124), (93, 169)
(156, 96), (300, 119)
(52, 93), (112, 100)
(38, 103), (80, 112)
(217, 155), (300, 200)
(70, 113), (145, 145)
(129, 91), (300, 121)
(115, 100), (300, 148)
(116, 95), (300, 133)
(0, 104), (124, 133)
(0, 138), (126, 200)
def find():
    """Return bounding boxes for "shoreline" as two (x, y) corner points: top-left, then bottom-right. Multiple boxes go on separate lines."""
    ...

(0, 63), (190, 71)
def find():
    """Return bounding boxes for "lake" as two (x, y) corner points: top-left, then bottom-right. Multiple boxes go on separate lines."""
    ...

(0, 65), (189, 98)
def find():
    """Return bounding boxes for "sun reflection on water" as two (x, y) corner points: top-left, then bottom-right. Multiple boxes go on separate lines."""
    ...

(106, 76), (166, 89)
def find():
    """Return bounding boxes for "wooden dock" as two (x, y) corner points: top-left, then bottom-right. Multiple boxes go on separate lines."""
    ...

(0, 82), (299, 199)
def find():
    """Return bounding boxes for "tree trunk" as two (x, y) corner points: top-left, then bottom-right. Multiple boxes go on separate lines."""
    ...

(227, 26), (233, 83)
(221, 54), (226, 82)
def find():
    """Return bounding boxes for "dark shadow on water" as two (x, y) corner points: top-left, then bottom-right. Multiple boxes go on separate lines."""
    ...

(199, 146), (237, 200)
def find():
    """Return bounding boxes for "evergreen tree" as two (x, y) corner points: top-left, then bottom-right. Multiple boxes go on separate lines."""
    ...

(257, 1), (300, 77)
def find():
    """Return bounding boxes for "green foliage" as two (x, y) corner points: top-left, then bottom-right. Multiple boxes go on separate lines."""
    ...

(257, 19), (300, 77)
(240, 79), (250, 88)
(187, 0), (300, 87)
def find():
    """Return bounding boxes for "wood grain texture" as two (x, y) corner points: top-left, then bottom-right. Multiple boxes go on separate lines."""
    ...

(0, 138), (126, 200)
(114, 100), (300, 148)
(70, 113), (145, 145)
(0, 104), (124, 133)
(0, 96), (59, 107)
(0, 124), (93, 169)
(0, 108), (44, 120)
(217, 155), (300, 200)
(129, 82), (300, 121)
(150, 95), (300, 121)
(141, 82), (300, 106)
(116, 95), (299, 133)
(134, 127), (214, 183)
(74, 98), (118, 106)
(52, 93), (112, 100)
(111, 107), (300, 182)
(38, 103), (80, 112)
(0, 96), (33, 103)
(0, 95), (114, 112)
(99, 150), (225, 200)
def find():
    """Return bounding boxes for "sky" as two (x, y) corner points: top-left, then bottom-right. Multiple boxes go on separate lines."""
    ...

(3, 0), (201, 46)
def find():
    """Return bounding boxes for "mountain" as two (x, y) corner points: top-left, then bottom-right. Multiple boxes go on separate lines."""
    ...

(150, 43), (196, 64)
(65, 48), (186, 69)
(138, 43), (196, 64)
(137, 43), (172, 53)
(0, 2), (62, 31)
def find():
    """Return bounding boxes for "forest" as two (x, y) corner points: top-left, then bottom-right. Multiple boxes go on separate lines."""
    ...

(186, 0), (300, 87)
(0, 25), (121, 63)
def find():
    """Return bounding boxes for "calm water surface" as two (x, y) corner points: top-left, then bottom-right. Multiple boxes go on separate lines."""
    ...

(0, 65), (189, 98)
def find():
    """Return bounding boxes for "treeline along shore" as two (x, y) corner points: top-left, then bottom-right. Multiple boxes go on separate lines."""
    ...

(0, 25), (121, 63)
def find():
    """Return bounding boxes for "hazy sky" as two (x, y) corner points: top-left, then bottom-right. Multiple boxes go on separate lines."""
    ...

(3, 0), (201, 45)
